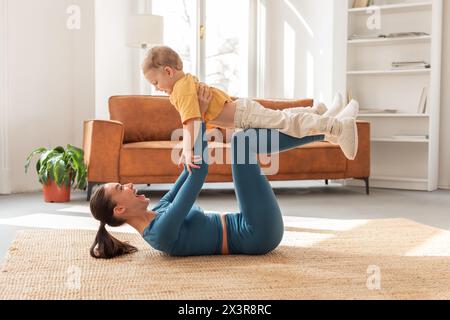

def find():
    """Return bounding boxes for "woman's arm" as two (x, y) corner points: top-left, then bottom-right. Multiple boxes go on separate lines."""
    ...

(179, 83), (212, 174)
(158, 85), (213, 204)
(159, 167), (190, 205)
(180, 118), (202, 174)
(159, 147), (204, 204)
(153, 123), (209, 246)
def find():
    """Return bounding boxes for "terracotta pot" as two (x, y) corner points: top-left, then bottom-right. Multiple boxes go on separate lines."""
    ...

(43, 179), (71, 203)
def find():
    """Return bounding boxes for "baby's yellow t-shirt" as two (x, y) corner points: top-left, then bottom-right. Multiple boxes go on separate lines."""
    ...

(169, 73), (231, 125)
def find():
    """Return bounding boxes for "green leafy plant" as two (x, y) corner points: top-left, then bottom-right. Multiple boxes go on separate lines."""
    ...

(24, 145), (87, 190)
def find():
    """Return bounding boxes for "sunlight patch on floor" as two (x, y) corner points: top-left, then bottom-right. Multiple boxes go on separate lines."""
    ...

(281, 231), (334, 248)
(57, 205), (91, 214)
(280, 216), (371, 248)
(0, 214), (137, 234)
(404, 231), (450, 257)
(283, 215), (369, 232)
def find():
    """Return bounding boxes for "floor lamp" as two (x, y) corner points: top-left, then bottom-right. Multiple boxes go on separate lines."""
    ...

(126, 14), (164, 95)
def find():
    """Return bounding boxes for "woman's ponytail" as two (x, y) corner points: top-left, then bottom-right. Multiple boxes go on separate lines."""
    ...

(89, 186), (138, 259)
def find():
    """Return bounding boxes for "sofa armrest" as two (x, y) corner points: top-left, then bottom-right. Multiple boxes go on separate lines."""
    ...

(346, 121), (370, 178)
(83, 120), (124, 183)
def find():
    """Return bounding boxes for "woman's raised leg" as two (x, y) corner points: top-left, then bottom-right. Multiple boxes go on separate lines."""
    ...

(229, 129), (324, 254)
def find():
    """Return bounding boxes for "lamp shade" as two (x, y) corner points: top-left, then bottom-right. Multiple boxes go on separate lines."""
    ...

(126, 14), (164, 48)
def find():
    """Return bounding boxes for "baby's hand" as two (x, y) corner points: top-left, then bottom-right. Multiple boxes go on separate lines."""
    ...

(197, 83), (213, 114)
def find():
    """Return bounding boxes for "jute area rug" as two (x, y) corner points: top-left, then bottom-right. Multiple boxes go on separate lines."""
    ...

(1, 218), (450, 300)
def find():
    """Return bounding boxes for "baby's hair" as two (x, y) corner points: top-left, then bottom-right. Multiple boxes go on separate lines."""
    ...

(142, 46), (183, 74)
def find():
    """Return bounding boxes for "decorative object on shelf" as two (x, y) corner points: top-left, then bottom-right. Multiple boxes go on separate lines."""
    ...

(349, 32), (429, 41)
(352, 0), (372, 8)
(24, 145), (87, 203)
(417, 87), (428, 114)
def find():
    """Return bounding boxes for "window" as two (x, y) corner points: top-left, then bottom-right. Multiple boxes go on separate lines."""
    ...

(151, 0), (251, 97)
(204, 0), (250, 97)
(151, 0), (197, 75)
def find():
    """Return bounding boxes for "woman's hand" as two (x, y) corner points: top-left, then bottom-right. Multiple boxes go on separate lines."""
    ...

(178, 152), (202, 174)
(197, 83), (213, 115)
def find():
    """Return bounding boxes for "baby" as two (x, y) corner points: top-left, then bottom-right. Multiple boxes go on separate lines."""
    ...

(142, 46), (359, 173)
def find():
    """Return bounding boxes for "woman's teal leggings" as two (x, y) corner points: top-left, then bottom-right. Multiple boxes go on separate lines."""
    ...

(145, 124), (324, 256)
(225, 129), (325, 255)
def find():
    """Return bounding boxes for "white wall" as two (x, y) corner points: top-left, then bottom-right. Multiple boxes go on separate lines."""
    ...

(73, 0), (96, 148)
(95, 0), (140, 120)
(1, 0), (144, 194)
(438, 1), (450, 188)
(2, 0), (95, 193)
(261, 0), (335, 105)
(332, 0), (348, 100)
(0, 0), (11, 194)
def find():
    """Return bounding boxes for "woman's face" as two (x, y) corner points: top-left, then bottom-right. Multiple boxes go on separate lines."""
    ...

(104, 183), (150, 218)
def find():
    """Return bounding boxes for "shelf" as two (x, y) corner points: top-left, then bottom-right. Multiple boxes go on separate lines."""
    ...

(358, 113), (429, 118)
(348, 2), (432, 14)
(371, 138), (429, 143)
(348, 36), (431, 46)
(347, 69), (431, 76)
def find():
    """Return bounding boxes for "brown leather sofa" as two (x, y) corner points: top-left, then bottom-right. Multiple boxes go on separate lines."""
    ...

(83, 96), (370, 200)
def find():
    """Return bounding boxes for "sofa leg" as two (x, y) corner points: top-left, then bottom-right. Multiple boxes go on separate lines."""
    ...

(364, 177), (370, 195)
(325, 179), (329, 185)
(355, 177), (370, 195)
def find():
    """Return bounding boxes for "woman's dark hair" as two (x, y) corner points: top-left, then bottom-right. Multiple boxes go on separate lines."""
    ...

(89, 185), (138, 259)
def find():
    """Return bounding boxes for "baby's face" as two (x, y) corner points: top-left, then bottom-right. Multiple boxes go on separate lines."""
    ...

(144, 67), (176, 95)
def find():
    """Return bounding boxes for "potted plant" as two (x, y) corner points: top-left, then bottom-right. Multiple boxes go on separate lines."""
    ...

(25, 145), (87, 203)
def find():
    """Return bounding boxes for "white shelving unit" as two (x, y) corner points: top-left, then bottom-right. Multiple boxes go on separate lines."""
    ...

(342, 0), (443, 191)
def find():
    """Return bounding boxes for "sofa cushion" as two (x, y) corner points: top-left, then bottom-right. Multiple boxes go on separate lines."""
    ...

(120, 141), (230, 176)
(254, 98), (314, 110)
(276, 142), (346, 174)
(120, 140), (347, 177)
(110, 96), (182, 143)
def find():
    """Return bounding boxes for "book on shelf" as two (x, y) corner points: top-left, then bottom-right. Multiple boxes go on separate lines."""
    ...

(392, 60), (429, 66)
(391, 60), (431, 70)
(391, 66), (431, 70)
(349, 34), (384, 40)
(391, 134), (429, 140)
(417, 87), (428, 114)
(349, 32), (429, 41)
(359, 108), (398, 114)
(387, 32), (429, 38)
